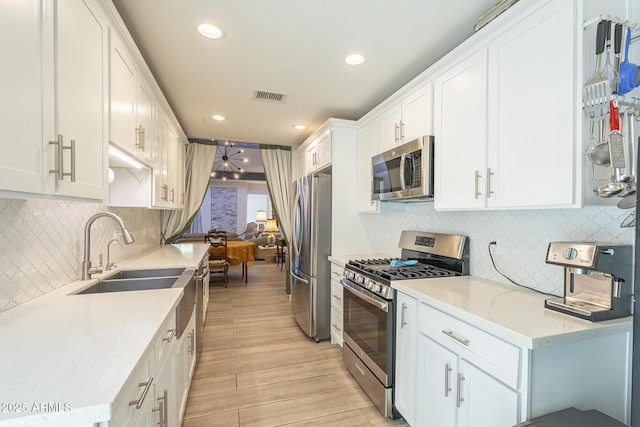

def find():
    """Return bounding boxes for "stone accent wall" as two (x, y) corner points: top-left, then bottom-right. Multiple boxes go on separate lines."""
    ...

(211, 187), (237, 232)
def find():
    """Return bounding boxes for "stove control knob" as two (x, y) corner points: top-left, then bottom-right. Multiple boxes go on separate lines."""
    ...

(371, 283), (381, 293)
(563, 248), (578, 260)
(356, 275), (365, 285)
(366, 280), (374, 290)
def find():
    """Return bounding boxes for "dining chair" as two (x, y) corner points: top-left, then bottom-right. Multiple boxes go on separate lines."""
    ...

(206, 230), (229, 286)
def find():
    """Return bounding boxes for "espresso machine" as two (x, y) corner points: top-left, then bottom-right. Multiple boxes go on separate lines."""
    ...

(544, 242), (633, 321)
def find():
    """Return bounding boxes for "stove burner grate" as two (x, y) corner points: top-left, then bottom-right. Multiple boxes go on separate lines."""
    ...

(348, 258), (457, 281)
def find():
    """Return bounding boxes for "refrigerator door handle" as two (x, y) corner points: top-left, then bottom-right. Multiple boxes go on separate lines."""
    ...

(291, 271), (309, 285)
(293, 191), (303, 257)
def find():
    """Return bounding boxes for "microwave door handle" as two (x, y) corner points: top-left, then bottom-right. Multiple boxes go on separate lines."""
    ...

(399, 154), (406, 190)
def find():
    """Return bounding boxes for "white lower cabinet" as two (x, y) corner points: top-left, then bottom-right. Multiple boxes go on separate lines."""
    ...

(394, 292), (418, 426)
(394, 290), (632, 426)
(417, 335), (518, 427)
(110, 348), (154, 426)
(329, 262), (344, 346)
(108, 306), (197, 427)
(176, 311), (197, 425)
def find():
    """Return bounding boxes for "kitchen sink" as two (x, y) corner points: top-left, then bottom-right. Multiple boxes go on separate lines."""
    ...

(74, 267), (194, 295)
(104, 267), (186, 280)
(75, 276), (180, 294)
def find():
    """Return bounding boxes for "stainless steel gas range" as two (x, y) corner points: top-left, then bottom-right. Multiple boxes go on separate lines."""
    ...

(340, 230), (469, 418)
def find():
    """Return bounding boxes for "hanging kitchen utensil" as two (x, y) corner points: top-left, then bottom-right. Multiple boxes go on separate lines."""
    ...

(619, 27), (640, 95)
(620, 210), (636, 228)
(595, 180), (625, 197)
(583, 21), (611, 118)
(611, 23), (623, 93)
(608, 99), (625, 168)
(619, 109), (636, 187)
(603, 21), (616, 86)
(620, 129), (640, 208)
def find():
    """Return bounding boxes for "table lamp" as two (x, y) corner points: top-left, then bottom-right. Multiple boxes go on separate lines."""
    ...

(262, 219), (279, 246)
(256, 210), (267, 231)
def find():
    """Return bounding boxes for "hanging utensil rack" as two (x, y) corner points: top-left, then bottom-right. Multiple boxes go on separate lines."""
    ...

(583, 16), (640, 108)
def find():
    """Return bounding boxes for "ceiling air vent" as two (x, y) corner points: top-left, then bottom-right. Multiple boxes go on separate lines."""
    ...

(253, 90), (287, 104)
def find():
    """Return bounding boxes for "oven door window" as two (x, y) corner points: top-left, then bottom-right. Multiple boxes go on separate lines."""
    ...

(343, 286), (389, 375)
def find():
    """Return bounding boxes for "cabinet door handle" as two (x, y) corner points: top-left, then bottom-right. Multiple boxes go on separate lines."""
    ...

(67, 139), (76, 182)
(170, 188), (175, 203)
(135, 126), (145, 151)
(400, 121), (405, 141)
(486, 168), (494, 198)
(129, 377), (153, 409)
(400, 302), (408, 329)
(457, 373), (465, 407)
(442, 329), (469, 346)
(163, 328), (176, 343)
(332, 323), (342, 332)
(154, 389), (168, 427)
(187, 330), (195, 355)
(49, 135), (75, 182)
(49, 134), (64, 180)
(444, 363), (452, 397)
(474, 170), (482, 199)
(332, 294), (342, 302)
(161, 184), (168, 201)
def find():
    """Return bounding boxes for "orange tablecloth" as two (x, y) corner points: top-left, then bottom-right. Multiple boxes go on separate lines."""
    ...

(209, 240), (259, 267)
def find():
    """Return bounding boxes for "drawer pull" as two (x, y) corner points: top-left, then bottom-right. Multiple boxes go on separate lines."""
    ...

(129, 377), (153, 409)
(332, 294), (342, 302)
(444, 363), (452, 397)
(354, 361), (366, 377)
(332, 323), (342, 332)
(442, 329), (469, 346)
(163, 328), (176, 343)
(457, 373), (465, 407)
(401, 303), (408, 329)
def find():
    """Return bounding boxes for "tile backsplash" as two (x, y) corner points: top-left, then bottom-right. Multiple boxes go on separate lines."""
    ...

(380, 204), (635, 296)
(1, 196), (635, 312)
(0, 198), (161, 312)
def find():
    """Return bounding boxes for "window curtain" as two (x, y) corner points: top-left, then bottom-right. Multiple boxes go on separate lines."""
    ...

(260, 145), (293, 293)
(161, 141), (216, 243)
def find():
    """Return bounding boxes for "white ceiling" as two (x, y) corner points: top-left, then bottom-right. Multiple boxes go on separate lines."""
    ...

(111, 0), (498, 148)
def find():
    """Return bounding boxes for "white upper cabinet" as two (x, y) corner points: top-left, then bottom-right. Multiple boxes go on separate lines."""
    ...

(356, 117), (380, 212)
(378, 83), (433, 153)
(135, 79), (155, 163)
(53, 0), (108, 200)
(434, 50), (489, 210)
(0, 0), (108, 201)
(109, 31), (137, 156)
(485, 0), (575, 208)
(435, 0), (577, 210)
(303, 130), (331, 176)
(0, 0), (47, 195)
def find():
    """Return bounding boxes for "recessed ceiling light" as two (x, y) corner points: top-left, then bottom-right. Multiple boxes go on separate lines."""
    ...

(211, 115), (226, 121)
(197, 23), (224, 39)
(293, 124), (306, 130)
(345, 53), (365, 66)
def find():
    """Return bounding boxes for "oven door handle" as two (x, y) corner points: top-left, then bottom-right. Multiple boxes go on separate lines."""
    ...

(341, 280), (388, 312)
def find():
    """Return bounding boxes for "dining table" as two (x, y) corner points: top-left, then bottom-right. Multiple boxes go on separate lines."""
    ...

(209, 240), (259, 283)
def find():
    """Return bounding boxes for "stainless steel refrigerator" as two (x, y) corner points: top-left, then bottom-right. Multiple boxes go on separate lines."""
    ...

(290, 173), (332, 342)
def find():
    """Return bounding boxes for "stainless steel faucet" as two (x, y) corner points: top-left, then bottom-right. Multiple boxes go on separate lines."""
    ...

(82, 212), (135, 280)
(106, 239), (123, 271)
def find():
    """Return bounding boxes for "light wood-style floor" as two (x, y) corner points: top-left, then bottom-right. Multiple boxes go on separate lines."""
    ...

(182, 261), (408, 427)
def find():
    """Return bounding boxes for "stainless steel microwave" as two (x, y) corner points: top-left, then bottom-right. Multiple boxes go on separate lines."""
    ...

(371, 136), (434, 202)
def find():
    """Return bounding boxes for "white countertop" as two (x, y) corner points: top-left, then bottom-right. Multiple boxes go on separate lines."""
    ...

(393, 276), (632, 350)
(0, 244), (209, 426)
